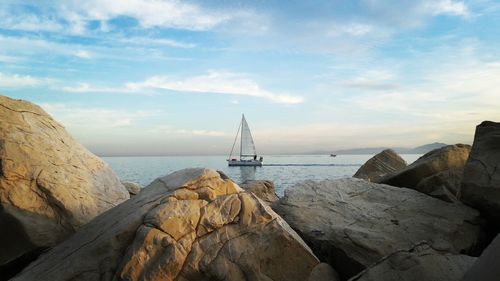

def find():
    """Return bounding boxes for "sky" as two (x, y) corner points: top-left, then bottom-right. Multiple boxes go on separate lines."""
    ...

(1, 0), (499, 155)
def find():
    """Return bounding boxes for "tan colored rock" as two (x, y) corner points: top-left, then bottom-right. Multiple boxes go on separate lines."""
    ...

(274, 178), (481, 279)
(381, 144), (470, 200)
(353, 149), (407, 182)
(461, 121), (500, 222)
(0, 95), (129, 267)
(13, 168), (320, 281)
(240, 179), (279, 203)
(349, 242), (476, 281)
(122, 181), (142, 196)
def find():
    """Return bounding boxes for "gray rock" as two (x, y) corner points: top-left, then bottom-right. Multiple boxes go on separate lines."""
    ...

(461, 121), (500, 222)
(349, 242), (476, 281)
(462, 233), (500, 281)
(308, 263), (340, 281)
(415, 168), (463, 203)
(0, 96), (129, 268)
(353, 149), (407, 182)
(240, 180), (279, 203)
(121, 181), (142, 196)
(274, 178), (481, 279)
(13, 168), (321, 281)
(381, 144), (470, 201)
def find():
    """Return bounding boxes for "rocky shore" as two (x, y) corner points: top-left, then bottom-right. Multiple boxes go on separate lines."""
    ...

(1, 95), (499, 281)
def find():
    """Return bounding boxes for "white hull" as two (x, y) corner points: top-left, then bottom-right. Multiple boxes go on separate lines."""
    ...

(228, 159), (263, 166)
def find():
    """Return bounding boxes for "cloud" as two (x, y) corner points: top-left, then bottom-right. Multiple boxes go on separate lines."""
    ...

(63, 72), (304, 104)
(0, 72), (49, 88)
(118, 37), (196, 49)
(425, 0), (470, 17)
(126, 72), (304, 104)
(74, 50), (91, 59)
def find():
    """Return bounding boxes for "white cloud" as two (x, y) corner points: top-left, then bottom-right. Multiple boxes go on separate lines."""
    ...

(59, 0), (232, 32)
(118, 37), (196, 48)
(74, 50), (91, 59)
(0, 12), (63, 32)
(425, 0), (470, 17)
(126, 72), (304, 104)
(0, 72), (47, 88)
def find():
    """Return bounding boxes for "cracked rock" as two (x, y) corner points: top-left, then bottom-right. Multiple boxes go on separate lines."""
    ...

(0, 95), (129, 269)
(274, 178), (481, 280)
(13, 168), (323, 281)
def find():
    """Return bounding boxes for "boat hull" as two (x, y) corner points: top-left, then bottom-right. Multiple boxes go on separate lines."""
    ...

(228, 160), (263, 166)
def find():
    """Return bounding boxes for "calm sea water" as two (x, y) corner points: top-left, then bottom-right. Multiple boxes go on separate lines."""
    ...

(103, 154), (421, 196)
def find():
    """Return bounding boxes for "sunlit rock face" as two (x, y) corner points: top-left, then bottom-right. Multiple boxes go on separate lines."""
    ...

(0, 95), (129, 268)
(353, 149), (407, 183)
(13, 168), (322, 281)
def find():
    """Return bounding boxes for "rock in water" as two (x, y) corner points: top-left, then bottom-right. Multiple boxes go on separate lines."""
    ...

(274, 178), (481, 279)
(0, 96), (129, 268)
(239, 179), (279, 203)
(13, 168), (321, 281)
(353, 149), (407, 182)
(349, 242), (476, 281)
(122, 181), (142, 196)
(461, 121), (500, 222)
(381, 144), (470, 202)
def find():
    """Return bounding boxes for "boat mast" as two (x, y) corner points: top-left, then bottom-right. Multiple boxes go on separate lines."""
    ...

(240, 114), (244, 160)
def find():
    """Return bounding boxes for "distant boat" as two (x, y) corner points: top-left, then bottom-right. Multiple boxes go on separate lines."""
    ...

(227, 114), (263, 166)
(330, 154), (337, 157)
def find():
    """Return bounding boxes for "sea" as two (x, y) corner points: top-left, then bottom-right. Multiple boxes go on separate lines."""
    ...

(103, 154), (422, 196)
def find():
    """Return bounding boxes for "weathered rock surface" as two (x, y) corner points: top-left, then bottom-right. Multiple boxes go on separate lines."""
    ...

(0, 96), (129, 268)
(13, 168), (321, 281)
(461, 121), (500, 222)
(353, 149), (407, 182)
(122, 181), (142, 196)
(349, 242), (476, 281)
(274, 178), (481, 279)
(462, 233), (500, 281)
(240, 180), (279, 203)
(381, 144), (470, 201)
(308, 263), (340, 281)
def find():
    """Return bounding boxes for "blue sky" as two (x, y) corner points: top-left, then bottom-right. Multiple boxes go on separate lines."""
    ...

(1, 0), (499, 155)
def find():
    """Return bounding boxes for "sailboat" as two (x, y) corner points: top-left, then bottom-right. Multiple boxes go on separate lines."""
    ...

(227, 114), (263, 166)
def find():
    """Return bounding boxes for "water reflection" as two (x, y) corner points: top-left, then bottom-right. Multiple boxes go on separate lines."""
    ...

(237, 166), (257, 183)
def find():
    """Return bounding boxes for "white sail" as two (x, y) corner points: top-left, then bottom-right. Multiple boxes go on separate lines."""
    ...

(240, 115), (256, 156)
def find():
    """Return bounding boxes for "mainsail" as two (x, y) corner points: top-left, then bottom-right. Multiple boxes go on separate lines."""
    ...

(240, 115), (256, 157)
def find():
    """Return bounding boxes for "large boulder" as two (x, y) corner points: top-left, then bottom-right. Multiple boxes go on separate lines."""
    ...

(13, 168), (323, 281)
(239, 180), (279, 203)
(462, 233), (500, 281)
(353, 149), (407, 182)
(122, 181), (143, 196)
(0, 96), (129, 269)
(461, 121), (500, 222)
(274, 178), (481, 279)
(381, 144), (470, 201)
(349, 242), (476, 281)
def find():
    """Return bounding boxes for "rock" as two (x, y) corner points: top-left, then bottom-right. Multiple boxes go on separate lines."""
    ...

(239, 180), (279, 203)
(274, 178), (481, 279)
(353, 149), (407, 182)
(0, 96), (129, 269)
(349, 242), (476, 281)
(414, 168), (463, 203)
(461, 121), (500, 222)
(122, 181), (142, 196)
(308, 263), (340, 281)
(462, 233), (500, 281)
(381, 144), (470, 200)
(13, 168), (320, 281)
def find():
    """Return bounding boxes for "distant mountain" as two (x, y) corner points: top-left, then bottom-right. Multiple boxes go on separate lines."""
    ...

(312, 142), (448, 155)
(404, 142), (447, 154)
